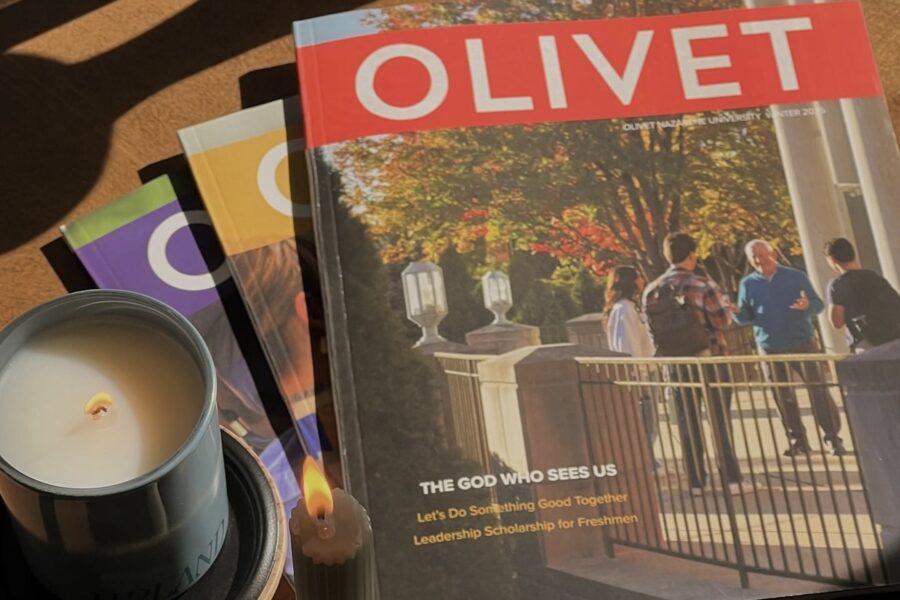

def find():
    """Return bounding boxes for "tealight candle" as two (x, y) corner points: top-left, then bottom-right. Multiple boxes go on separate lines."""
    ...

(291, 458), (378, 600)
(0, 291), (229, 600)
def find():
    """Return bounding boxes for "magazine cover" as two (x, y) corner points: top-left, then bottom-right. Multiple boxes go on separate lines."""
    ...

(59, 171), (305, 581)
(295, 0), (900, 598)
(177, 99), (337, 478)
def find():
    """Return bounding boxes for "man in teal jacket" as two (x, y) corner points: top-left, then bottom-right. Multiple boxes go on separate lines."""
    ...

(733, 240), (845, 457)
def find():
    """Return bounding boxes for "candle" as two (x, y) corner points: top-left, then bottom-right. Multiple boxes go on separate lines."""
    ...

(291, 457), (379, 600)
(0, 317), (202, 488)
(0, 290), (229, 600)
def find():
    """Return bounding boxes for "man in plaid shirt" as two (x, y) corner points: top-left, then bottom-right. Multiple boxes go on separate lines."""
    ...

(643, 232), (749, 496)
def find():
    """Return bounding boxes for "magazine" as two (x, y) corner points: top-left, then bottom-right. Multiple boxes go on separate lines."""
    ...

(294, 0), (900, 598)
(177, 98), (338, 479)
(60, 171), (305, 582)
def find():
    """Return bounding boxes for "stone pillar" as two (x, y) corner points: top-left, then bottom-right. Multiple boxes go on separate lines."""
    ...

(476, 347), (535, 475)
(465, 321), (540, 354)
(565, 313), (608, 351)
(414, 339), (471, 357)
(477, 344), (660, 566)
(836, 340), (900, 583)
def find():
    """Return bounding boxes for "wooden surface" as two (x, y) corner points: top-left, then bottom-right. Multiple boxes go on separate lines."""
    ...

(0, 0), (898, 333)
(0, 1), (899, 598)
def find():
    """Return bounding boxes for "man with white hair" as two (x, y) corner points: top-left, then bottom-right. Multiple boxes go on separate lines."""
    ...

(732, 239), (845, 457)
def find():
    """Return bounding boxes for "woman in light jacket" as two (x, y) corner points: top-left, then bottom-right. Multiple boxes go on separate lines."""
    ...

(604, 265), (658, 465)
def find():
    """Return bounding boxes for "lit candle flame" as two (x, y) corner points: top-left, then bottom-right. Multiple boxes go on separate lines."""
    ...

(84, 392), (113, 420)
(302, 457), (336, 539)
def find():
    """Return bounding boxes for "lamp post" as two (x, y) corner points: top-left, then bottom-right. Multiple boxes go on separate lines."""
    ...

(481, 270), (513, 324)
(467, 269), (540, 354)
(401, 260), (448, 347)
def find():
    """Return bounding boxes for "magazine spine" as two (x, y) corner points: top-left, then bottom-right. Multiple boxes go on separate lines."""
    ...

(59, 224), (120, 289)
(180, 127), (318, 461)
(178, 129), (246, 255)
(306, 149), (369, 505)
(294, 21), (329, 159)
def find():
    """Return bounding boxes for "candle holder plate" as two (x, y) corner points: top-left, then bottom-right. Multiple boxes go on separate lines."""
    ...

(0, 428), (284, 600)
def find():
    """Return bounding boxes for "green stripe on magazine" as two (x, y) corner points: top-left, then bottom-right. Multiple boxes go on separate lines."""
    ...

(62, 176), (176, 249)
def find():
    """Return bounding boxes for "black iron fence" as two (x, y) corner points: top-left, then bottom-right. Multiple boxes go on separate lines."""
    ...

(433, 350), (887, 589)
(577, 354), (886, 588)
(433, 352), (494, 470)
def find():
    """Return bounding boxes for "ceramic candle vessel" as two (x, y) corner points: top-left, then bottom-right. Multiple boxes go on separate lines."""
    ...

(0, 290), (229, 600)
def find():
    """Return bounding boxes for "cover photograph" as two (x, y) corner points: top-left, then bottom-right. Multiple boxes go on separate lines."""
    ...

(60, 172), (305, 582)
(294, 0), (900, 598)
(177, 98), (339, 480)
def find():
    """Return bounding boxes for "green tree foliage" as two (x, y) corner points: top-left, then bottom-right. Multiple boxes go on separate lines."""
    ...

(509, 249), (556, 303)
(317, 153), (515, 598)
(511, 278), (581, 331)
(576, 266), (606, 314)
(439, 247), (493, 341)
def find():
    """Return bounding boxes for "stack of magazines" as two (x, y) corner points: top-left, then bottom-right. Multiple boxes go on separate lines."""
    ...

(60, 0), (900, 598)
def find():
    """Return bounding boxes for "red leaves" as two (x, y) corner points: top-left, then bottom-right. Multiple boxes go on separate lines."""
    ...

(461, 207), (490, 222)
(528, 207), (623, 275)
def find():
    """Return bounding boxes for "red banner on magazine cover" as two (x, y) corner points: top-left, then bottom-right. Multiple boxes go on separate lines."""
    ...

(296, 1), (880, 147)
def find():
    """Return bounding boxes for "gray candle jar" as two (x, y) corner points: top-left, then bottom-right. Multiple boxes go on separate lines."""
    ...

(0, 290), (228, 600)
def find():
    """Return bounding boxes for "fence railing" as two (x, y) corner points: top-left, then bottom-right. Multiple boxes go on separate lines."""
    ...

(432, 350), (887, 590)
(577, 354), (886, 588)
(433, 353), (494, 470)
(536, 321), (758, 356)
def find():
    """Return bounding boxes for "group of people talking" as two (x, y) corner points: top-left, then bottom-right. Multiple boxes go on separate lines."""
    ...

(602, 232), (900, 496)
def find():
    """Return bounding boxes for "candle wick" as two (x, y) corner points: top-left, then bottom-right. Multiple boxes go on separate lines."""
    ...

(315, 511), (337, 540)
(84, 392), (113, 420)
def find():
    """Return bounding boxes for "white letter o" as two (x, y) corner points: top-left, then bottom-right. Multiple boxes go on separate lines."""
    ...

(147, 211), (230, 291)
(355, 43), (448, 121)
(256, 139), (311, 218)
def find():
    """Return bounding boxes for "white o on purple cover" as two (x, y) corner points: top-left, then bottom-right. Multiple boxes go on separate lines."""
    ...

(147, 210), (231, 291)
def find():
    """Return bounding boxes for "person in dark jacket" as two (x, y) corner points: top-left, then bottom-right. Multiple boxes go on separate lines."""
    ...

(824, 237), (900, 352)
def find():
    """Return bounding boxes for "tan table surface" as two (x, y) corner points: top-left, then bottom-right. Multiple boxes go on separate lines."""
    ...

(1, 0), (898, 334)
(0, 1), (898, 598)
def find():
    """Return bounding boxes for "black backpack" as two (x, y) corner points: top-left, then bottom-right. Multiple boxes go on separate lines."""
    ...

(644, 280), (711, 357)
(848, 278), (900, 348)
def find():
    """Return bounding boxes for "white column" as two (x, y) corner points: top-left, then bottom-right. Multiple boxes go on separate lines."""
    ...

(743, 0), (851, 353)
(838, 98), (900, 290)
(815, 101), (859, 186)
(816, 0), (900, 293)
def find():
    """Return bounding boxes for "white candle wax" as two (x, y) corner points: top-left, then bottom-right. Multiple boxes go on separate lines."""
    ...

(293, 487), (365, 565)
(0, 317), (204, 488)
(291, 458), (379, 600)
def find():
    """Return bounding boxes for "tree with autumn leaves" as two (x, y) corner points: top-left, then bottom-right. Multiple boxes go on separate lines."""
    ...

(330, 114), (797, 284)
(327, 0), (801, 327)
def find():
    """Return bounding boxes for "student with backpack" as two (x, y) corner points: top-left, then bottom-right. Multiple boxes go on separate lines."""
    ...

(642, 232), (749, 496)
(824, 237), (900, 352)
